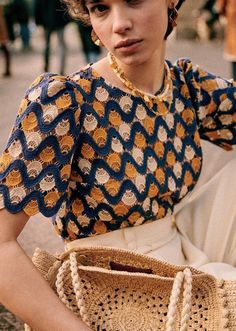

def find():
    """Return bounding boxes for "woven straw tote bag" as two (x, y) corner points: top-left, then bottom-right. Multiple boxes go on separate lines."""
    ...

(25, 246), (236, 331)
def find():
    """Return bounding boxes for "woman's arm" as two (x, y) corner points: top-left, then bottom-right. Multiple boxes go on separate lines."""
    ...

(0, 209), (91, 331)
(176, 58), (236, 150)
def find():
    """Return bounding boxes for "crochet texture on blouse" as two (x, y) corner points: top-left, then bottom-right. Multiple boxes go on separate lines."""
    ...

(0, 58), (235, 241)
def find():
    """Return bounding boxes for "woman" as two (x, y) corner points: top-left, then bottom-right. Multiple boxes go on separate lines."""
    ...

(0, 3), (11, 77)
(217, 0), (236, 79)
(0, 0), (235, 330)
(33, 0), (71, 75)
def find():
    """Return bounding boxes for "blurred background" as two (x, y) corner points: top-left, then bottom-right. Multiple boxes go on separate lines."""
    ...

(0, 0), (234, 329)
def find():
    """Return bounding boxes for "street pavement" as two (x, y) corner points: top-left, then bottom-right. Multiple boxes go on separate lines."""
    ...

(0, 24), (232, 257)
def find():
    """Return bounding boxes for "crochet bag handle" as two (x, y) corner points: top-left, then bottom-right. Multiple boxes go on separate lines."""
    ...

(166, 268), (192, 331)
(55, 251), (91, 327)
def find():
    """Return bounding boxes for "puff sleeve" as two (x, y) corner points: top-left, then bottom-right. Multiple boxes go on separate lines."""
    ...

(0, 73), (81, 217)
(177, 59), (236, 150)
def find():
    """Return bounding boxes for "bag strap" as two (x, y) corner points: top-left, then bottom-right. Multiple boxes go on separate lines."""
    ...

(166, 268), (192, 331)
(55, 259), (72, 309)
(55, 252), (91, 327)
(70, 252), (91, 326)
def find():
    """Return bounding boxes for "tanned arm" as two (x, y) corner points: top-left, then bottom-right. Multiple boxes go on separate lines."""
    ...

(0, 209), (91, 331)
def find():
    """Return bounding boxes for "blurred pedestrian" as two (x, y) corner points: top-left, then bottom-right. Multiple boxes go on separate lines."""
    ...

(0, 3), (11, 77)
(77, 22), (101, 63)
(200, 0), (220, 39)
(3, 0), (15, 44)
(13, 0), (31, 51)
(217, 0), (236, 79)
(3, 0), (31, 50)
(33, 0), (70, 74)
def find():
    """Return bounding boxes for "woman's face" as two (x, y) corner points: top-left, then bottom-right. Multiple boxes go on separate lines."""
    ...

(85, 0), (176, 66)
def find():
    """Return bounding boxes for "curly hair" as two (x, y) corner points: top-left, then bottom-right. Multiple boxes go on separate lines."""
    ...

(165, 0), (185, 39)
(63, 0), (186, 39)
(63, 0), (90, 24)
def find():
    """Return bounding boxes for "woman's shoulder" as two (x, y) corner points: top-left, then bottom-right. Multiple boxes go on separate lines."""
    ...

(25, 72), (74, 104)
(68, 64), (96, 82)
(68, 65), (102, 94)
(17, 72), (86, 129)
(27, 66), (97, 94)
(23, 68), (97, 112)
(18, 66), (104, 130)
(168, 58), (216, 81)
(167, 58), (195, 77)
(168, 58), (234, 88)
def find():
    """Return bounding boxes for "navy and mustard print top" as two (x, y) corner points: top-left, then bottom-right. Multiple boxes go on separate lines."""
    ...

(0, 59), (235, 241)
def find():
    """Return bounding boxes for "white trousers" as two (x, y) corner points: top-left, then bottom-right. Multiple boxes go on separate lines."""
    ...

(67, 142), (236, 280)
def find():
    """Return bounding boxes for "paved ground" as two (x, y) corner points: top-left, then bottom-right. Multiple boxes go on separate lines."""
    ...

(0, 305), (23, 331)
(0, 23), (232, 330)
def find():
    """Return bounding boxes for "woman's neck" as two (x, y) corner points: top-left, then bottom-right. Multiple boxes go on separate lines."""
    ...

(92, 45), (166, 96)
(114, 47), (166, 96)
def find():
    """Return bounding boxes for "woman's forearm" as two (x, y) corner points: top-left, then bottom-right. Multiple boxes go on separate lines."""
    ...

(0, 240), (91, 331)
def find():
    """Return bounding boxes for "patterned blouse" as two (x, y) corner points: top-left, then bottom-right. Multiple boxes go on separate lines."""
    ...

(0, 59), (235, 242)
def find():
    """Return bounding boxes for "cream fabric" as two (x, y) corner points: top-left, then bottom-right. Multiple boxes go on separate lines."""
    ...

(67, 141), (236, 281)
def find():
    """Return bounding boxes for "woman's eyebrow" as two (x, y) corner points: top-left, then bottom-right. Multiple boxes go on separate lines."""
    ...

(86, 0), (102, 4)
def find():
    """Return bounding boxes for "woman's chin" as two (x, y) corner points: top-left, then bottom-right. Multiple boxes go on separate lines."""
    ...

(116, 54), (148, 68)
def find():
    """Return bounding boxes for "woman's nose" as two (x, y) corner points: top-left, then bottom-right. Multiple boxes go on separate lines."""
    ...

(112, 8), (132, 34)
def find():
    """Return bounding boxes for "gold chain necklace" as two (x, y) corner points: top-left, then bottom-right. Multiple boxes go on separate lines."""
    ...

(108, 52), (173, 109)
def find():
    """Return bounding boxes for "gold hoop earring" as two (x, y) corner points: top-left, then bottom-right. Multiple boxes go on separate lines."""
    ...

(168, 2), (179, 27)
(91, 29), (102, 46)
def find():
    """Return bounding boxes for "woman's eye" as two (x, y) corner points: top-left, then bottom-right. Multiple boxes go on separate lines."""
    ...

(126, 0), (141, 4)
(89, 4), (108, 15)
(124, 0), (143, 8)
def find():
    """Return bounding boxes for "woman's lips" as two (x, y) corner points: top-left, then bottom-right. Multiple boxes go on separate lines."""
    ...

(115, 39), (143, 53)
(115, 39), (142, 48)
